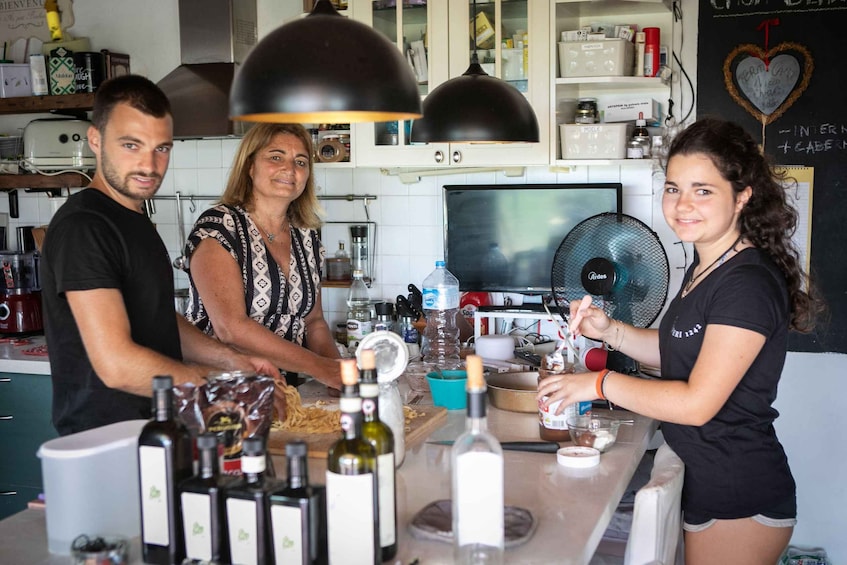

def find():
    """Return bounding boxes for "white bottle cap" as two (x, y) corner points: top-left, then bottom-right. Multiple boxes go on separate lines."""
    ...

(557, 446), (601, 468)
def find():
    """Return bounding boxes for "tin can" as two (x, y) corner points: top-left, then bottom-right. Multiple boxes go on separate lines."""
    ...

(29, 54), (49, 96)
(73, 52), (105, 93)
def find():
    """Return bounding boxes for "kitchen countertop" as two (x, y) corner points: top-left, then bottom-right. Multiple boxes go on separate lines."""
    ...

(0, 334), (50, 375)
(0, 378), (658, 565)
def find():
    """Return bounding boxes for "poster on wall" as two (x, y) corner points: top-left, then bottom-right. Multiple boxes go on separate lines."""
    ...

(0, 0), (75, 48)
(697, 1), (847, 353)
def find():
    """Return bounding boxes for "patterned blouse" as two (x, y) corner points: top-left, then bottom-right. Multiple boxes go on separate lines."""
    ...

(183, 204), (325, 347)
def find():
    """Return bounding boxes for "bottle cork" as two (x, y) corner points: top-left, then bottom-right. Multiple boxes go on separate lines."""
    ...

(340, 358), (359, 386)
(466, 355), (484, 389)
(359, 348), (376, 371)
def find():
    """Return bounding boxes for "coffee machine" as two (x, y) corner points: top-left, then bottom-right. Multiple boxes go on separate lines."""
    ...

(0, 251), (43, 335)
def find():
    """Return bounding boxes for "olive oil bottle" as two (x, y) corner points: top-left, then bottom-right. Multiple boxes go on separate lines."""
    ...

(138, 375), (194, 565)
(359, 348), (397, 561)
(269, 440), (328, 564)
(326, 359), (379, 564)
(179, 433), (234, 564)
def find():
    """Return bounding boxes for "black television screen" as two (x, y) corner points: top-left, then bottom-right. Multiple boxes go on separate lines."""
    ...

(444, 183), (622, 293)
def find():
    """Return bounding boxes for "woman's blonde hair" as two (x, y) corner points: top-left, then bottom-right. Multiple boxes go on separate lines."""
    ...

(220, 123), (323, 230)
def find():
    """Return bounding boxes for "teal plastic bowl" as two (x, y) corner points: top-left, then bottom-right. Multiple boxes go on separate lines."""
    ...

(426, 370), (468, 410)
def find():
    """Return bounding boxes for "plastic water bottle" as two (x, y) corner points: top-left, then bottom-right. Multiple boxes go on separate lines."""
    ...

(422, 260), (462, 369)
(346, 269), (372, 349)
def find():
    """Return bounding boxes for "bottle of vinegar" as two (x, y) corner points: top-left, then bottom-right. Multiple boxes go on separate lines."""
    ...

(138, 375), (194, 565)
(224, 436), (280, 565)
(451, 355), (504, 564)
(179, 433), (234, 564)
(326, 359), (379, 565)
(359, 348), (397, 561)
(269, 440), (328, 565)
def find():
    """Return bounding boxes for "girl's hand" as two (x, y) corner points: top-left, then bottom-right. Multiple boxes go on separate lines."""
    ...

(568, 295), (612, 342)
(536, 370), (598, 415)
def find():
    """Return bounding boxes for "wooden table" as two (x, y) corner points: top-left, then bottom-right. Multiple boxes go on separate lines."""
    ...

(0, 382), (656, 565)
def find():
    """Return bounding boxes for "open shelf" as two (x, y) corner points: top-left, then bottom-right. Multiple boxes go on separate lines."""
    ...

(0, 172), (89, 191)
(0, 93), (95, 116)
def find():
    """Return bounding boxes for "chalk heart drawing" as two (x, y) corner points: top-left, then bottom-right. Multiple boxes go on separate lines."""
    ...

(723, 42), (813, 125)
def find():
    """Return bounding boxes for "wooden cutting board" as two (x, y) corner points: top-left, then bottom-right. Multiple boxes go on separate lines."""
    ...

(267, 404), (448, 459)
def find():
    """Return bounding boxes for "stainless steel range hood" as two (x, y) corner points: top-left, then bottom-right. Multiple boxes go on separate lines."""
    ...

(157, 0), (257, 138)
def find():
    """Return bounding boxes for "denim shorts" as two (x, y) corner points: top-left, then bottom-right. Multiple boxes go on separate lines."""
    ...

(682, 495), (797, 533)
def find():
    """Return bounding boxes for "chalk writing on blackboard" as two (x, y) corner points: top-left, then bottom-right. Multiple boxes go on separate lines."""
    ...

(775, 123), (847, 155)
(709, 0), (847, 18)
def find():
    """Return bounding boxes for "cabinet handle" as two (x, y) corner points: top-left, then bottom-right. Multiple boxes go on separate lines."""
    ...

(0, 415), (12, 420)
(433, 150), (444, 164)
(0, 378), (11, 382)
(0, 491), (17, 496)
(452, 150), (462, 164)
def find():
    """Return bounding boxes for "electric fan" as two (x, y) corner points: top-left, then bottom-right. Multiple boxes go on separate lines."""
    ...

(551, 212), (670, 330)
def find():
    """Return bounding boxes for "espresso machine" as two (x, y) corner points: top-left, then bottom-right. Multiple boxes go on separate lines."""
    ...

(0, 251), (43, 335)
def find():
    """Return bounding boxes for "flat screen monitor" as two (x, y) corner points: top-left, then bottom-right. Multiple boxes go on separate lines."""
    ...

(444, 183), (622, 293)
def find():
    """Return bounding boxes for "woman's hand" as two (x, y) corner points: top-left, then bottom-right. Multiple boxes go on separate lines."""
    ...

(569, 295), (613, 342)
(536, 370), (598, 415)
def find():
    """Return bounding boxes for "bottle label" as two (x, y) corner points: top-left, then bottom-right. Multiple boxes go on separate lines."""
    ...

(227, 498), (259, 565)
(326, 471), (377, 563)
(539, 399), (592, 430)
(139, 445), (170, 546)
(422, 287), (460, 310)
(181, 492), (213, 561)
(455, 452), (504, 547)
(377, 452), (397, 547)
(270, 504), (305, 563)
(347, 319), (372, 346)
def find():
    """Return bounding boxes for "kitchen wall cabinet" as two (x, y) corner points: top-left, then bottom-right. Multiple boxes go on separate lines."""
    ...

(352, 0), (550, 168)
(0, 372), (57, 520)
(550, 0), (673, 166)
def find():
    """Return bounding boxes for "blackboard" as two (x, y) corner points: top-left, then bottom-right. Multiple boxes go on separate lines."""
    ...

(696, 0), (847, 353)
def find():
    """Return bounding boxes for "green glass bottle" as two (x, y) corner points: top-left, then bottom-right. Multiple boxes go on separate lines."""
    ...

(359, 348), (397, 561)
(326, 359), (379, 565)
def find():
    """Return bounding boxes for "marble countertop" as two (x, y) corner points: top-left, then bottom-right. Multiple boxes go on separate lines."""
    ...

(0, 334), (50, 375)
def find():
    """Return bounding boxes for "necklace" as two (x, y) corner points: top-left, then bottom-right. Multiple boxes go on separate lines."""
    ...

(683, 236), (742, 296)
(252, 215), (287, 243)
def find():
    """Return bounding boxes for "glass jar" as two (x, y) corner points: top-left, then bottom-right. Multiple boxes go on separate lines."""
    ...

(574, 108), (596, 124)
(537, 369), (592, 442)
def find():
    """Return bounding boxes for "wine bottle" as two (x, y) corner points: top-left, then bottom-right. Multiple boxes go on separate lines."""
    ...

(359, 348), (397, 561)
(138, 375), (194, 565)
(451, 355), (505, 564)
(326, 359), (379, 565)
(224, 436), (280, 565)
(269, 440), (328, 565)
(179, 433), (234, 564)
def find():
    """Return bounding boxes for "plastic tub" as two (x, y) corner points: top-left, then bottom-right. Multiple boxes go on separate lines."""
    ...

(426, 370), (468, 410)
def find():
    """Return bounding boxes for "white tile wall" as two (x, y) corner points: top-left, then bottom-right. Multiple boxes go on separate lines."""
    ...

(16, 139), (686, 331)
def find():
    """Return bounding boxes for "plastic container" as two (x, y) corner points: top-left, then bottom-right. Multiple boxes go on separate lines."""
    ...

(560, 123), (633, 159)
(426, 370), (468, 410)
(558, 39), (634, 78)
(421, 261), (461, 369)
(37, 419), (147, 554)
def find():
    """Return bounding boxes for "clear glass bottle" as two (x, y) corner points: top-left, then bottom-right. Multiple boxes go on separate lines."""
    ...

(138, 375), (193, 565)
(451, 355), (504, 564)
(327, 241), (352, 281)
(269, 440), (328, 565)
(224, 436), (280, 565)
(422, 260), (462, 368)
(358, 349), (398, 561)
(326, 360), (380, 564)
(346, 269), (373, 349)
(632, 112), (651, 158)
(179, 433), (233, 564)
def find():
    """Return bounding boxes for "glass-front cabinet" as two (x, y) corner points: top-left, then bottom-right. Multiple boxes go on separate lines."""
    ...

(352, 0), (550, 168)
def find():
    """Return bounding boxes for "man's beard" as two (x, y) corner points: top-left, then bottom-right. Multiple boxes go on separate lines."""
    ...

(100, 151), (162, 201)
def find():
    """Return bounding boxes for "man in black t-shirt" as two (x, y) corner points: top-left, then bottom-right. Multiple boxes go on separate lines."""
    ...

(41, 75), (279, 435)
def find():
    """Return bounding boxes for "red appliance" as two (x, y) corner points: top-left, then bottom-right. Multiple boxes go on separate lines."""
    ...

(0, 251), (43, 336)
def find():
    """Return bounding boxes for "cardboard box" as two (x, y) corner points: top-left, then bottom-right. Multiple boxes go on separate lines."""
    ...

(47, 46), (76, 95)
(0, 64), (32, 97)
(471, 11), (496, 49)
(561, 123), (632, 159)
(603, 98), (660, 123)
(559, 38), (634, 78)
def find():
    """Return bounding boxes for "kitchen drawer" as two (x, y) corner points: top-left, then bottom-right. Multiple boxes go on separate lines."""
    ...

(0, 484), (41, 521)
(0, 373), (57, 491)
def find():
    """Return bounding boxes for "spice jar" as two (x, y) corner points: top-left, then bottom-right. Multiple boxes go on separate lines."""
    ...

(574, 108), (596, 124)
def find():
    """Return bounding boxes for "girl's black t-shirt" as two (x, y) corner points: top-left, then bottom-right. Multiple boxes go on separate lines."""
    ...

(658, 248), (795, 519)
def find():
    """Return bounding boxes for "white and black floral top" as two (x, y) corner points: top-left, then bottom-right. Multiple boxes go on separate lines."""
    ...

(183, 204), (325, 347)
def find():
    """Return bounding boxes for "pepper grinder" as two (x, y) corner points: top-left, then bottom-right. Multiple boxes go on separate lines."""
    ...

(350, 225), (369, 281)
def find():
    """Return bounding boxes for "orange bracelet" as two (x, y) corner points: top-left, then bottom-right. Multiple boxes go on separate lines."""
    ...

(595, 369), (611, 400)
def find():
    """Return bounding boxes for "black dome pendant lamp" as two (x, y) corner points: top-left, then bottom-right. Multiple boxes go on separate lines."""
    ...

(410, 0), (539, 144)
(230, 0), (422, 124)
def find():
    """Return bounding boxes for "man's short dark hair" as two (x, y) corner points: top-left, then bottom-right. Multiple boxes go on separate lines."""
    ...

(91, 74), (172, 131)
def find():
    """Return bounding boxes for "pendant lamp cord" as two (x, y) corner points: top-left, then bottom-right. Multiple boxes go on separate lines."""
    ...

(471, 0), (480, 65)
